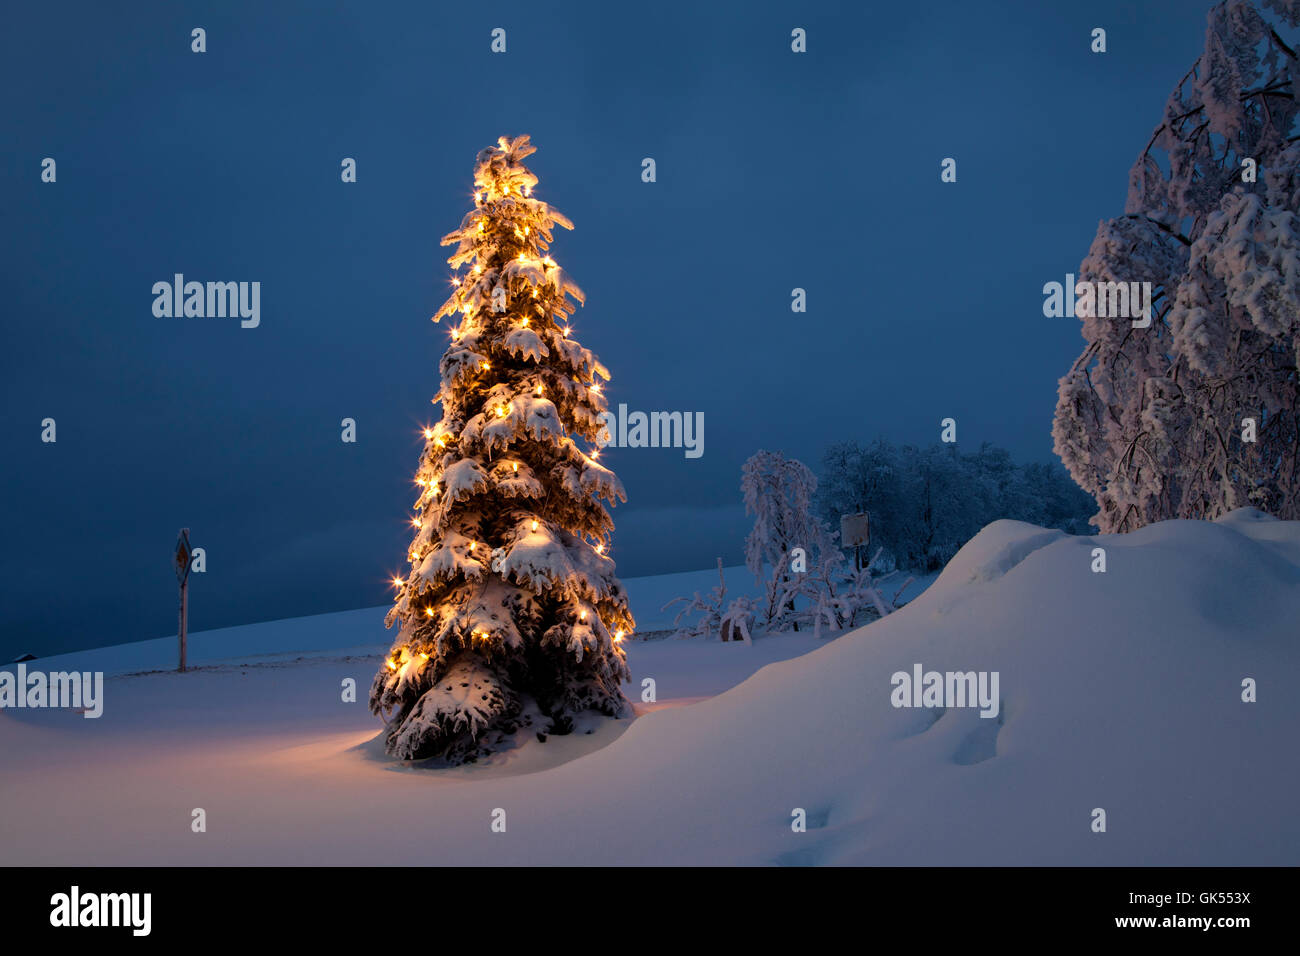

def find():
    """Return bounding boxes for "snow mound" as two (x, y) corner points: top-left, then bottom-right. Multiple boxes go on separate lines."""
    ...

(931, 520), (1068, 588)
(2, 513), (1295, 865)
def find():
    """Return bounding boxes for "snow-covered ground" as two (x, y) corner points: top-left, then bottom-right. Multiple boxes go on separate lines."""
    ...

(1, 511), (1294, 865)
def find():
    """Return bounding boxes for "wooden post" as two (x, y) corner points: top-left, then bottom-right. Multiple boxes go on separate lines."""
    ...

(175, 528), (192, 673)
(178, 577), (188, 673)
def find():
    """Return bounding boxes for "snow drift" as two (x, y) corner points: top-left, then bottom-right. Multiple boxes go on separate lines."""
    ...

(1, 510), (1295, 865)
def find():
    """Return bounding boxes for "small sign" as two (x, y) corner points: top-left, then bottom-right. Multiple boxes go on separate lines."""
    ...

(174, 529), (192, 584)
(841, 512), (870, 549)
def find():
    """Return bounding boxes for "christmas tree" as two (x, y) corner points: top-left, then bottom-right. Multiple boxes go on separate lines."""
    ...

(369, 135), (634, 762)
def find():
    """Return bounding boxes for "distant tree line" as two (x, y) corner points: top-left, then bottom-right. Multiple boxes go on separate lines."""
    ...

(817, 440), (1096, 572)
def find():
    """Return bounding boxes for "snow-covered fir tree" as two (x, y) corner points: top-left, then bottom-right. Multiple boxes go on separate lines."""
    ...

(370, 135), (633, 762)
(1054, 0), (1300, 531)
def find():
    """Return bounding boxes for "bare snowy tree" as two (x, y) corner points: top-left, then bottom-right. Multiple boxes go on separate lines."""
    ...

(1054, 0), (1300, 531)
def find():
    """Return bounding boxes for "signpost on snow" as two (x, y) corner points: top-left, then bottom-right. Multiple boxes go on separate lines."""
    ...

(174, 528), (192, 672)
(841, 512), (870, 571)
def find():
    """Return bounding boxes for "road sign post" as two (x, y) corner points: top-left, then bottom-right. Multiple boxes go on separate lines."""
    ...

(840, 512), (871, 571)
(174, 529), (192, 672)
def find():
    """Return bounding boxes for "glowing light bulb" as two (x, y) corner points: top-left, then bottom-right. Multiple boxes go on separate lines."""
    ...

(474, 265), (482, 274)
(412, 518), (422, 528)
(481, 361), (490, 370)
(590, 383), (602, 393)
(386, 659), (397, 671)
(524, 226), (529, 235)
(579, 610), (588, 621)
(518, 253), (526, 262)
(524, 185), (531, 196)
(436, 437), (446, 447)
(469, 542), (476, 551)
(535, 385), (543, 395)
(424, 428), (434, 439)
(521, 317), (529, 326)
(614, 630), (625, 642)
(562, 326), (571, 336)
(425, 607), (434, 617)
(420, 652), (430, 660)
(497, 405), (508, 417)
(531, 519), (539, 532)
(416, 477), (427, 486)
(474, 192), (481, 202)
(512, 462), (519, 472)
(392, 577), (403, 588)
(595, 543), (604, 554)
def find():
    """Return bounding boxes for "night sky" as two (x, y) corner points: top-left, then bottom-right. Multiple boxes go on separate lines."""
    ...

(2, 0), (1213, 658)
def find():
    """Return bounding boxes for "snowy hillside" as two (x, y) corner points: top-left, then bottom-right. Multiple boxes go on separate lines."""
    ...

(2, 510), (1295, 865)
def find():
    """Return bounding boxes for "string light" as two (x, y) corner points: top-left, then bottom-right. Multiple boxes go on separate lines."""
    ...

(531, 519), (539, 531)
(579, 610), (588, 621)
(420, 652), (430, 660)
(497, 405), (508, 417)
(392, 577), (403, 588)
(562, 326), (571, 336)
(614, 630), (625, 643)
(590, 383), (602, 394)
(386, 659), (397, 671)
(521, 317), (529, 327)
(425, 607), (434, 617)
(481, 361), (490, 370)
(411, 518), (422, 528)
(469, 542), (476, 551)
(424, 428), (434, 439)
(523, 185), (531, 196)
(512, 462), (519, 473)
(595, 543), (605, 554)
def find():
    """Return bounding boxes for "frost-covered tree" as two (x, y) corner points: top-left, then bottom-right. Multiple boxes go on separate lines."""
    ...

(1054, 0), (1300, 531)
(741, 450), (834, 628)
(370, 136), (633, 762)
(818, 438), (1094, 570)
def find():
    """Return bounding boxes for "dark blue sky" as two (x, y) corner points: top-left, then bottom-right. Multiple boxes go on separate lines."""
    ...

(1, 0), (1213, 657)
